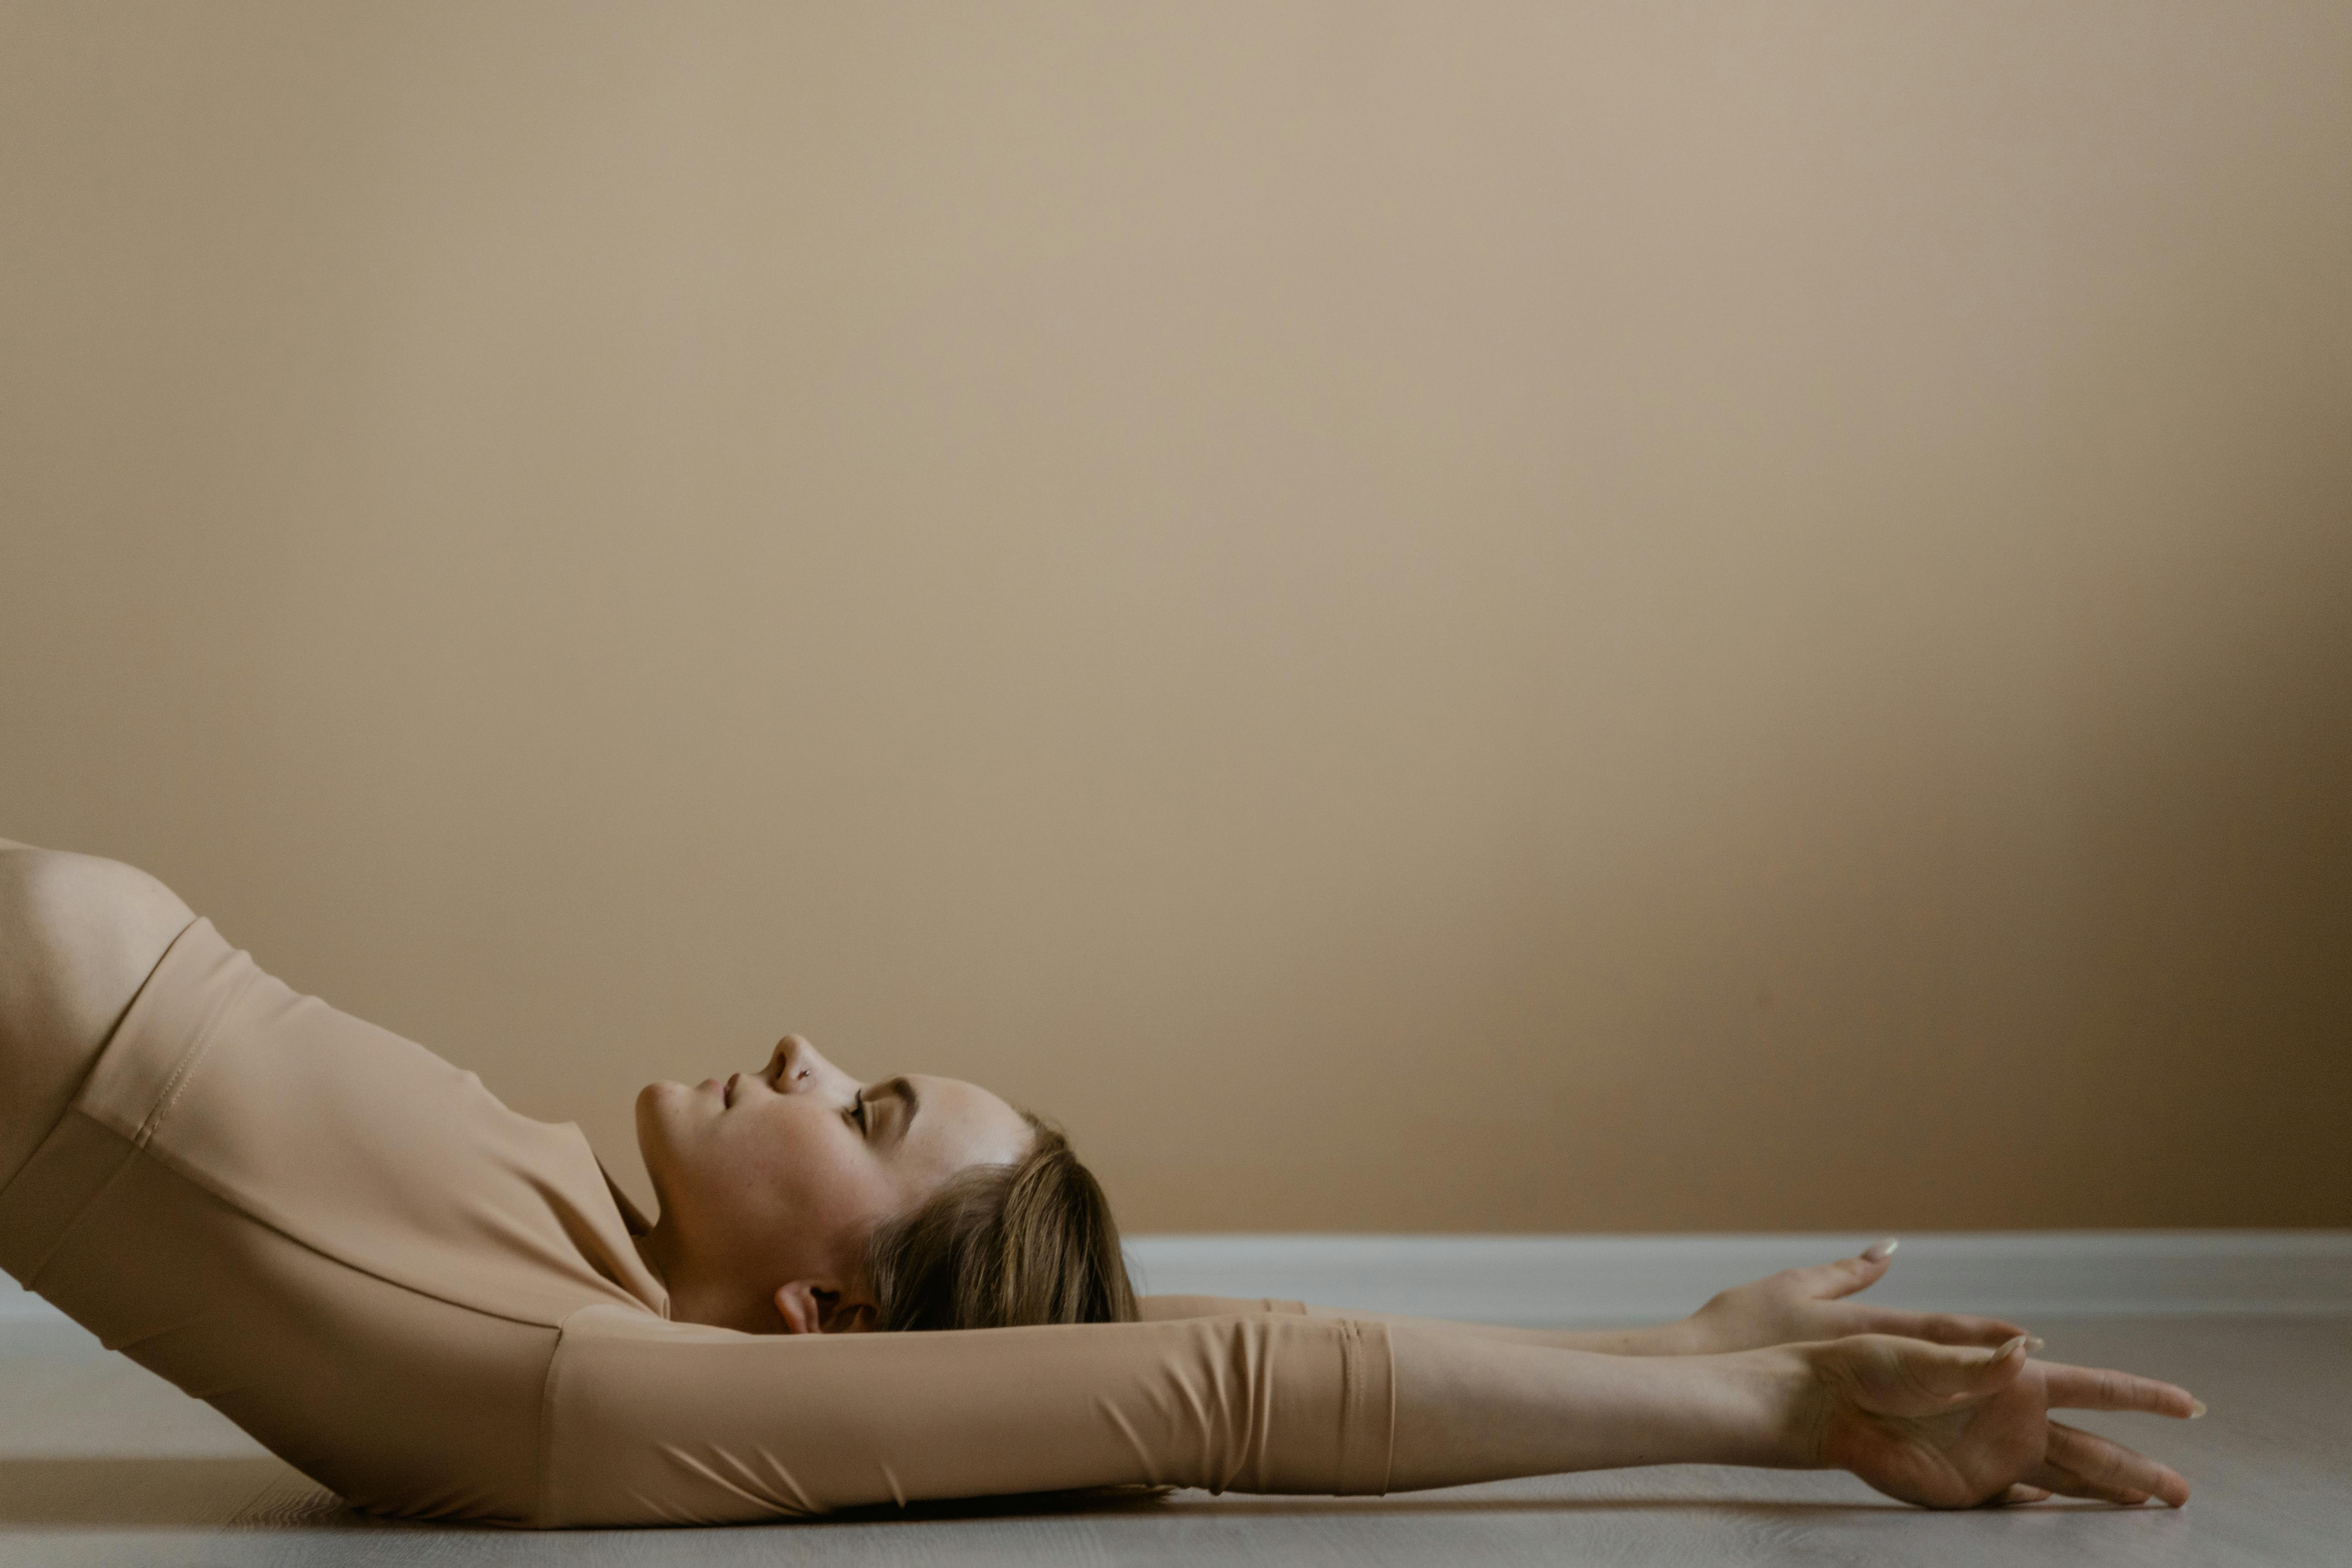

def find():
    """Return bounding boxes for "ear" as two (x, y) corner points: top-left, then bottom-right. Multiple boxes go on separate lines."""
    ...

(774, 1280), (878, 1335)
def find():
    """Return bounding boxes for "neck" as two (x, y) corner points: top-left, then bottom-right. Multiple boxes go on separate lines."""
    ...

(638, 1220), (786, 1333)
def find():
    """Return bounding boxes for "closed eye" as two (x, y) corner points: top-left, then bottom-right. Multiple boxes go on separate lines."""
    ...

(847, 1093), (870, 1136)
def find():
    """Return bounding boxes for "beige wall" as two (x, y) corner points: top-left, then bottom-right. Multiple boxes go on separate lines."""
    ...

(4, 2), (2347, 1233)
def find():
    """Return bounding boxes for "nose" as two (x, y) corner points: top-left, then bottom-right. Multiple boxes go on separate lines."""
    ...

(767, 1034), (839, 1093)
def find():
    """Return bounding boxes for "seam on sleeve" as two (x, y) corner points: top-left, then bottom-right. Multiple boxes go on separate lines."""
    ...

(1335, 1320), (1361, 1491)
(532, 1315), (577, 1528)
(1337, 1320), (1396, 1496)
(131, 987), (230, 1151)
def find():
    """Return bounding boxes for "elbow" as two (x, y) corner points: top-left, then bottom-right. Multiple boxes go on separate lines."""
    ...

(0, 845), (196, 1169)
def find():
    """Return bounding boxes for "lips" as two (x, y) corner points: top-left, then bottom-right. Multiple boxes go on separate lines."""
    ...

(722, 1073), (739, 1108)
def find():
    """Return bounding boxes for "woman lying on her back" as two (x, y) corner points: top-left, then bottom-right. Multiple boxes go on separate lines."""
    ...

(0, 841), (2199, 1527)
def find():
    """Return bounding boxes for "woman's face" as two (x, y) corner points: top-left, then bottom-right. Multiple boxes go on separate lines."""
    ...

(635, 1034), (1033, 1331)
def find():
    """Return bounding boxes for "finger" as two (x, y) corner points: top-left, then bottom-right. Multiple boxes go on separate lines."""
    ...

(2038, 1361), (2204, 1420)
(1811, 1239), (1900, 1300)
(1854, 1309), (2034, 1348)
(2024, 1459), (2152, 1507)
(2046, 1420), (2191, 1508)
(1994, 1484), (2053, 1506)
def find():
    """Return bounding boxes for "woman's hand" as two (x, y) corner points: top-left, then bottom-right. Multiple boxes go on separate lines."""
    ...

(1790, 1333), (2201, 1508)
(1684, 1241), (2029, 1354)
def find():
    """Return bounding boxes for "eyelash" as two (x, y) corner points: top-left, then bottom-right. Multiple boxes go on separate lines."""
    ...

(846, 1094), (868, 1135)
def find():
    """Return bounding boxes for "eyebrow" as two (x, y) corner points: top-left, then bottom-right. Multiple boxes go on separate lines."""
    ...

(881, 1076), (920, 1143)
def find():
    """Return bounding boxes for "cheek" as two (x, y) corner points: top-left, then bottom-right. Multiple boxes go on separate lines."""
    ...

(722, 1110), (896, 1236)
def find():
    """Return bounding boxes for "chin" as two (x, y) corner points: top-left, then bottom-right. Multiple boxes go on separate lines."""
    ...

(632, 1082), (688, 1177)
(633, 1080), (686, 1138)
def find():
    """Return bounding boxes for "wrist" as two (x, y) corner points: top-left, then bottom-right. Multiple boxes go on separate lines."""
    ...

(1712, 1347), (1824, 1470)
(1665, 1354), (1806, 1476)
(1619, 1350), (1819, 1469)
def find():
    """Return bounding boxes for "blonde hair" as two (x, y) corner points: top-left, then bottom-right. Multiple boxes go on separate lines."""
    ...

(865, 1112), (1136, 1332)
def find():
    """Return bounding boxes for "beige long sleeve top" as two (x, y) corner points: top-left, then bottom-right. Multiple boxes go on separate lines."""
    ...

(0, 917), (1393, 1526)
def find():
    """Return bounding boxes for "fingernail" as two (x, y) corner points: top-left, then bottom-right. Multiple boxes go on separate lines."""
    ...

(2188, 1399), (2207, 1419)
(1862, 1237), (1898, 1262)
(2022, 1336), (2046, 1353)
(1994, 1334), (2029, 1360)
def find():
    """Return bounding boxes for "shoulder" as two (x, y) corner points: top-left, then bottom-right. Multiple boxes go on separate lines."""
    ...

(0, 840), (197, 1059)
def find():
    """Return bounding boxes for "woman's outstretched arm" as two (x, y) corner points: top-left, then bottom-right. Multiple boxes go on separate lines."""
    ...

(1140, 1244), (2028, 1357)
(541, 1305), (2194, 1525)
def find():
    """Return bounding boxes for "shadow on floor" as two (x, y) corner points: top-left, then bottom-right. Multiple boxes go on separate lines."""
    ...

(0, 1458), (2146, 1531)
(746, 1489), (2133, 1527)
(0, 1456), (340, 1527)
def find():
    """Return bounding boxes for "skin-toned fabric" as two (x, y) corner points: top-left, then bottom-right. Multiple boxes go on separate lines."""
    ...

(0, 916), (1393, 1525)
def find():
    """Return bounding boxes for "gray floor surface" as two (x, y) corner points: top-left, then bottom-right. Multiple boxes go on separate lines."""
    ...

(3, 1314), (2345, 1566)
